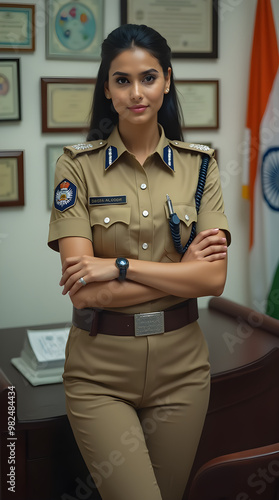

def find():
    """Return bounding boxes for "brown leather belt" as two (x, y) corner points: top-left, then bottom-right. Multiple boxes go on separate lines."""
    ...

(72, 298), (198, 337)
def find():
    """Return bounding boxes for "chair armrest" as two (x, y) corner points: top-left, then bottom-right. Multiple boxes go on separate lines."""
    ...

(188, 442), (279, 500)
(197, 441), (279, 473)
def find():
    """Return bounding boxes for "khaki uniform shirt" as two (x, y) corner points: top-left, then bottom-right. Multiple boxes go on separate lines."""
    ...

(48, 125), (230, 314)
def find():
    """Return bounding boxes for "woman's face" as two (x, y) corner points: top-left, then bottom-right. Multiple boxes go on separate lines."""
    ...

(104, 47), (171, 127)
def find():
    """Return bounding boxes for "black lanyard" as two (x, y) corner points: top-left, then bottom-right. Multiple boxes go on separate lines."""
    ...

(167, 154), (210, 255)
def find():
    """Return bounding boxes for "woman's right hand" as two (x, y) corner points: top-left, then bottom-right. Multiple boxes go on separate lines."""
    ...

(59, 255), (119, 297)
(181, 228), (227, 263)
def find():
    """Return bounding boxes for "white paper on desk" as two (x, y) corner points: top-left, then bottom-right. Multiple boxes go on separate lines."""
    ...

(26, 328), (70, 363)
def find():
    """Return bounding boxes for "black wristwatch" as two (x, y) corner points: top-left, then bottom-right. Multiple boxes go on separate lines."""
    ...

(115, 257), (129, 281)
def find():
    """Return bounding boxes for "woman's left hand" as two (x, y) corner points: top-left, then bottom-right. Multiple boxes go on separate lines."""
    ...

(181, 228), (227, 263)
(59, 255), (118, 296)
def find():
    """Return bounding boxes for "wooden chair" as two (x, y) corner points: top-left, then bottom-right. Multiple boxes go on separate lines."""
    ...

(183, 297), (279, 499)
(187, 442), (279, 500)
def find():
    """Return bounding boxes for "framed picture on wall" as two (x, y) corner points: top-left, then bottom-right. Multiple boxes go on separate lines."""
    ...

(0, 150), (24, 207)
(0, 59), (21, 121)
(46, 144), (65, 209)
(41, 77), (96, 133)
(176, 80), (219, 130)
(0, 3), (35, 52)
(120, 0), (218, 58)
(46, 0), (103, 60)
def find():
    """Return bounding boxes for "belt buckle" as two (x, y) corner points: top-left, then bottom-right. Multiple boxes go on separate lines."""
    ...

(134, 311), (165, 336)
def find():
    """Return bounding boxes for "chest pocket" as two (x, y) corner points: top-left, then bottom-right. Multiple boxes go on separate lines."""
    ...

(164, 204), (197, 262)
(90, 205), (131, 257)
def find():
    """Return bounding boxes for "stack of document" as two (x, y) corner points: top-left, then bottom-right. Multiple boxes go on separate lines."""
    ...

(11, 327), (70, 386)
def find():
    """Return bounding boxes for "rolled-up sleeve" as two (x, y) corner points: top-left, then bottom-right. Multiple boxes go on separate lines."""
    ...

(48, 154), (92, 252)
(196, 157), (231, 245)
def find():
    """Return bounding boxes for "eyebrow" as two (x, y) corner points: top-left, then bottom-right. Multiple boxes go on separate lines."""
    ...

(112, 68), (159, 77)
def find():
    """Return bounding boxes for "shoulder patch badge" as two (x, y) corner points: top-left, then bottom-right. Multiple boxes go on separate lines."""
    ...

(72, 143), (93, 151)
(54, 179), (77, 212)
(189, 143), (211, 152)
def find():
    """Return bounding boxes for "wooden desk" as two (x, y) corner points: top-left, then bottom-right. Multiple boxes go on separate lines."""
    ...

(0, 323), (100, 500)
(0, 298), (279, 500)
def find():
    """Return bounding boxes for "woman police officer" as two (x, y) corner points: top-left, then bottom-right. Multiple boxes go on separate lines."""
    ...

(48, 24), (230, 500)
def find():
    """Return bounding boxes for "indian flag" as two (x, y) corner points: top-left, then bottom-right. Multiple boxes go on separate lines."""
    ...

(242, 0), (279, 319)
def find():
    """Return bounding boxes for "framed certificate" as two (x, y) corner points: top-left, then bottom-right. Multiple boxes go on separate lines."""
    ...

(46, 0), (103, 60)
(0, 151), (24, 207)
(46, 144), (65, 209)
(121, 0), (218, 58)
(41, 77), (96, 133)
(176, 80), (219, 130)
(0, 3), (35, 52)
(0, 58), (21, 121)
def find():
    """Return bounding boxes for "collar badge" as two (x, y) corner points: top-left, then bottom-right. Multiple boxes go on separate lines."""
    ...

(163, 146), (174, 170)
(105, 145), (118, 168)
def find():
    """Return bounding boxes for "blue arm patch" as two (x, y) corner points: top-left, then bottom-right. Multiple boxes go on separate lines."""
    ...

(54, 179), (77, 212)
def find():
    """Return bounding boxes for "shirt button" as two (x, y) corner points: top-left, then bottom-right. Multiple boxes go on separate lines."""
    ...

(142, 243), (149, 250)
(174, 141), (179, 145)
(104, 217), (110, 224)
(140, 183), (147, 190)
(185, 214), (190, 221)
(142, 210), (149, 217)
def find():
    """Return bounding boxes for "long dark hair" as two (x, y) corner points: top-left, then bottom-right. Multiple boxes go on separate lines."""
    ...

(86, 24), (184, 141)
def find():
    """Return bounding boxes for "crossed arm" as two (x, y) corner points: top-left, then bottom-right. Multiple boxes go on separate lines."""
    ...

(58, 228), (228, 310)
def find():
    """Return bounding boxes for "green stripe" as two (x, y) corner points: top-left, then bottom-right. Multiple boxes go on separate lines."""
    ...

(266, 262), (279, 320)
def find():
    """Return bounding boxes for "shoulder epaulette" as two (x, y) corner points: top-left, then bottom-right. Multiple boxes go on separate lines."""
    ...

(64, 140), (107, 159)
(169, 140), (215, 158)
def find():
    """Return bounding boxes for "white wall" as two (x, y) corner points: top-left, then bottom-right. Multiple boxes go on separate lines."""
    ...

(0, 0), (277, 328)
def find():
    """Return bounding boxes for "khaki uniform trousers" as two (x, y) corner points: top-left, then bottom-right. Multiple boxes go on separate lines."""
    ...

(63, 320), (210, 500)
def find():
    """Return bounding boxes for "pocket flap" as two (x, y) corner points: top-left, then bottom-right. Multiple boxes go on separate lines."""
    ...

(164, 204), (197, 227)
(90, 205), (131, 228)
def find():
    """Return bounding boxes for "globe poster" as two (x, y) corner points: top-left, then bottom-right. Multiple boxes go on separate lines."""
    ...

(46, 0), (103, 60)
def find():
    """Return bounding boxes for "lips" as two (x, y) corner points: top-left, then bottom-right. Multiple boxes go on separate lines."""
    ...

(128, 105), (148, 113)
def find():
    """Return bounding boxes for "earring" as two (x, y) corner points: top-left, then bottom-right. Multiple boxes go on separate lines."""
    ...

(165, 88), (169, 94)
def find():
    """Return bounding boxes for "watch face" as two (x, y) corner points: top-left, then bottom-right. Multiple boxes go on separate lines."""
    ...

(116, 258), (128, 268)
(118, 258), (128, 267)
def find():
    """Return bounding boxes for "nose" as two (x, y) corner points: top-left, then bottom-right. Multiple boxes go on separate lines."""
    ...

(130, 82), (143, 101)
